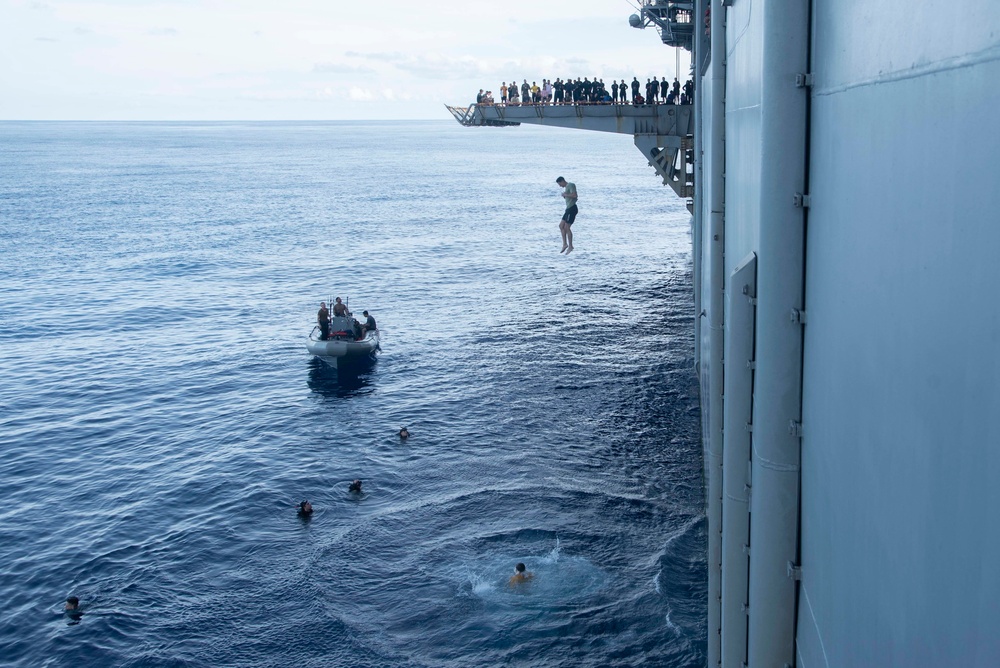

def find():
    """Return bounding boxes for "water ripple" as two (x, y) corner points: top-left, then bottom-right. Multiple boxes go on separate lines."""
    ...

(0, 121), (704, 667)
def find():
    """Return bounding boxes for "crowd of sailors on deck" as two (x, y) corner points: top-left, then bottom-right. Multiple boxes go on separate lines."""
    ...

(475, 77), (694, 107)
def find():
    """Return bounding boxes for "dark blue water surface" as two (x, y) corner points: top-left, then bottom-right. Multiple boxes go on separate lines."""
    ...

(0, 121), (705, 667)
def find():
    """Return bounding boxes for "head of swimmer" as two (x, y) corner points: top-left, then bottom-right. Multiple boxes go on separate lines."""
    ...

(349, 479), (362, 492)
(298, 500), (313, 514)
(515, 563), (526, 573)
(65, 596), (79, 611)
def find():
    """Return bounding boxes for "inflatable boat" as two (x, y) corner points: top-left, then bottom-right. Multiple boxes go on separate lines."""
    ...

(307, 315), (380, 367)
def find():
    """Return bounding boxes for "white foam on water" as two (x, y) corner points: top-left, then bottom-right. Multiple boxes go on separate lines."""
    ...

(539, 537), (561, 564)
(664, 605), (682, 636)
(460, 539), (606, 607)
(470, 572), (494, 596)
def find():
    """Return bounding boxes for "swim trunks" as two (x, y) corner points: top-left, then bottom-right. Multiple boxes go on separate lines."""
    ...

(562, 205), (578, 225)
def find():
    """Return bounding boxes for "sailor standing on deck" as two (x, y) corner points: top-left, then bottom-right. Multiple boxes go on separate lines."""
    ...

(556, 176), (578, 255)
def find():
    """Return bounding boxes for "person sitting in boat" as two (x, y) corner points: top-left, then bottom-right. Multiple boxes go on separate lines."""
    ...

(360, 310), (377, 336)
(317, 302), (331, 340)
(333, 297), (350, 317)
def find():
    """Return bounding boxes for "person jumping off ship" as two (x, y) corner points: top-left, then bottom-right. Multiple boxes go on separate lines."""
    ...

(556, 176), (578, 254)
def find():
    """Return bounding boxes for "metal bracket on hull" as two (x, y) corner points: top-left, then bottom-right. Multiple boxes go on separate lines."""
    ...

(637, 133), (696, 200)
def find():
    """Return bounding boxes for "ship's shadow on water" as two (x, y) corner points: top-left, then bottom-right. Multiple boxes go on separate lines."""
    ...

(306, 357), (378, 398)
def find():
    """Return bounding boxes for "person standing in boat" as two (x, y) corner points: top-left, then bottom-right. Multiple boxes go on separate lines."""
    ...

(333, 297), (350, 317)
(318, 302), (331, 340)
(556, 176), (578, 254)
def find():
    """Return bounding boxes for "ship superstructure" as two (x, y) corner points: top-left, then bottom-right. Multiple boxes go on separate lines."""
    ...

(449, 1), (1000, 665)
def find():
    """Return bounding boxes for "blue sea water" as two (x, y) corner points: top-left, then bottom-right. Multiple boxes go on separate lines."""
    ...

(0, 121), (706, 667)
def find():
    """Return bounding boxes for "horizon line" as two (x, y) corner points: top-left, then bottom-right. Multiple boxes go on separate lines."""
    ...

(0, 118), (454, 122)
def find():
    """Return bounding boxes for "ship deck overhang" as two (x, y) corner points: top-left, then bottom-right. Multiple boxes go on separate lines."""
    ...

(447, 103), (695, 202)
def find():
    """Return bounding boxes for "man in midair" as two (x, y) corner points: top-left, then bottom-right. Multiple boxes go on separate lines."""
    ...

(555, 176), (578, 254)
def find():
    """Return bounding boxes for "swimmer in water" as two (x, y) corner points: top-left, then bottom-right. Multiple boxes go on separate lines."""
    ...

(297, 500), (313, 516)
(508, 562), (534, 586)
(64, 596), (80, 612)
(399, 427), (409, 440)
(348, 479), (362, 493)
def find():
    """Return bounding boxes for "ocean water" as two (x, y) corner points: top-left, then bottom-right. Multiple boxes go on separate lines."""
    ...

(0, 121), (706, 667)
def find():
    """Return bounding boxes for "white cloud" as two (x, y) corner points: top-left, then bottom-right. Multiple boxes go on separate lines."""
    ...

(348, 87), (374, 101)
(0, 0), (692, 120)
(313, 61), (375, 75)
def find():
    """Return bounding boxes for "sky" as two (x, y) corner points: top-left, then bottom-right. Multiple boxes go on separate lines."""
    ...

(1, 0), (691, 120)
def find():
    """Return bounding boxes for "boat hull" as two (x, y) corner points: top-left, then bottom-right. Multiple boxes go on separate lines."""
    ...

(306, 331), (379, 367)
